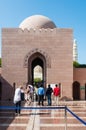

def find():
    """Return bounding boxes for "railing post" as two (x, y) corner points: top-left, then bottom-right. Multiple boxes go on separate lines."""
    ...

(64, 106), (67, 130)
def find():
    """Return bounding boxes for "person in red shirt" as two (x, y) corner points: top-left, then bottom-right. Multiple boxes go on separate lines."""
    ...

(53, 84), (60, 105)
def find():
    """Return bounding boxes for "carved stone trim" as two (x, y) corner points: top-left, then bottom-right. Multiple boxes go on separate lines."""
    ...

(24, 48), (51, 68)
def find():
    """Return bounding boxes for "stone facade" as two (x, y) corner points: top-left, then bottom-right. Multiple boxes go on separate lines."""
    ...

(73, 68), (86, 100)
(1, 28), (73, 100)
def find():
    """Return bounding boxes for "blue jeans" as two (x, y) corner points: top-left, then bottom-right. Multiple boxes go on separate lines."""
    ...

(47, 95), (52, 106)
(15, 101), (21, 114)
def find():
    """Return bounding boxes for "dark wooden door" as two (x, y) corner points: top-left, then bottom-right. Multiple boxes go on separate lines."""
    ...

(73, 82), (80, 100)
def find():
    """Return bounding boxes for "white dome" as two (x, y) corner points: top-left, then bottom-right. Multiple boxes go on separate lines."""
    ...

(19, 15), (56, 29)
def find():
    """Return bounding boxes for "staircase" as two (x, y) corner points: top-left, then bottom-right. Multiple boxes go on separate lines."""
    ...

(0, 101), (86, 130)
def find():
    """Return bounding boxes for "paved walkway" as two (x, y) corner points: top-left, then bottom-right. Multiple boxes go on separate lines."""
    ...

(0, 101), (86, 130)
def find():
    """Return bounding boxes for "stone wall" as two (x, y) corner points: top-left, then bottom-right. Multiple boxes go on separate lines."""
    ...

(73, 68), (86, 85)
(2, 28), (73, 100)
(73, 67), (86, 100)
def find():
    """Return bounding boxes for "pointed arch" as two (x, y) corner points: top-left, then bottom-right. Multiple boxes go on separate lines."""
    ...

(24, 48), (51, 68)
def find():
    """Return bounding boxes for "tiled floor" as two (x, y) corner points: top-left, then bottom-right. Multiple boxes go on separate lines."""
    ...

(0, 101), (86, 130)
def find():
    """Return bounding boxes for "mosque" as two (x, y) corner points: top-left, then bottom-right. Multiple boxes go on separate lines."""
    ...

(0, 15), (86, 101)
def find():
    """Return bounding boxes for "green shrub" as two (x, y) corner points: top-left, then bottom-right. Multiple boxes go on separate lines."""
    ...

(73, 61), (79, 67)
(34, 78), (42, 86)
(73, 61), (86, 68)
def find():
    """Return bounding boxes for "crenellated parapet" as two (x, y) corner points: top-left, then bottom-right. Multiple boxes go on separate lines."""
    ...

(2, 27), (73, 35)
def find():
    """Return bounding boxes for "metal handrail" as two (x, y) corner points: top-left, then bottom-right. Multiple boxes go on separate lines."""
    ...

(0, 105), (86, 130)
(66, 106), (86, 125)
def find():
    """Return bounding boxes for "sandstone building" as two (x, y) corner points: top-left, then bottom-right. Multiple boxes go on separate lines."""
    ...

(0, 15), (86, 101)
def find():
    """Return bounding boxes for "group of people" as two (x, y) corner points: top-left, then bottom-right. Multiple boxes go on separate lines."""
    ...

(43, 84), (60, 106)
(13, 84), (34, 115)
(13, 83), (60, 115)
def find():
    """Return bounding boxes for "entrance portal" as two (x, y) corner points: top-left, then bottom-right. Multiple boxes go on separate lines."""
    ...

(73, 81), (80, 100)
(28, 52), (46, 87)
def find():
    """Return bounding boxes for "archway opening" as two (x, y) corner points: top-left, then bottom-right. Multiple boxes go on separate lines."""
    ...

(32, 58), (43, 86)
(73, 81), (80, 100)
(34, 65), (42, 80)
(28, 52), (46, 88)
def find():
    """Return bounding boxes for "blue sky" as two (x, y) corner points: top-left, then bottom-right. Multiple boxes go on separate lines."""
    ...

(0, 0), (86, 64)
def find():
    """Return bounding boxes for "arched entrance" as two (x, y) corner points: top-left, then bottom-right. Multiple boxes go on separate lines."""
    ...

(73, 81), (80, 100)
(28, 52), (46, 87)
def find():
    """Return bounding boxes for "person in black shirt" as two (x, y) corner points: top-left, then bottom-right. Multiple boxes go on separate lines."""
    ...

(46, 84), (53, 106)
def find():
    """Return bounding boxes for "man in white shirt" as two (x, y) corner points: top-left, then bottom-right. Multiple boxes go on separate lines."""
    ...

(13, 85), (23, 115)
